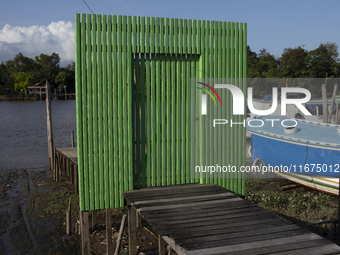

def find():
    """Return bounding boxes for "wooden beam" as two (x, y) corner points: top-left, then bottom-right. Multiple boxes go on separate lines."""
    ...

(80, 211), (90, 255)
(328, 84), (338, 123)
(128, 206), (137, 255)
(322, 83), (328, 123)
(46, 80), (54, 168)
(114, 214), (127, 255)
(106, 209), (113, 255)
(158, 234), (166, 255)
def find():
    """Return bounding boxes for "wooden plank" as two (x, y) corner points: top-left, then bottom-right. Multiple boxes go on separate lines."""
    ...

(152, 207), (267, 226)
(160, 220), (293, 240)
(156, 216), (280, 236)
(184, 233), (322, 255)
(122, 183), (216, 194)
(153, 211), (277, 232)
(177, 224), (301, 246)
(140, 200), (257, 216)
(269, 244), (340, 255)
(137, 197), (243, 212)
(219, 239), (337, 255)
(80, 211), (90, 255)
(132, 192), (236, 206)
(124, 188), (229, 202)
(128, 206), (137, 255)
(143, 204), (260, 222)
(106, 209), (113, 254)
(158, 234), (166, 255)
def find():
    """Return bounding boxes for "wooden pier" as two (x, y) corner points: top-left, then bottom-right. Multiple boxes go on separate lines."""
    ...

(54, 147), (78, 193)
(122, 184), (340, 255)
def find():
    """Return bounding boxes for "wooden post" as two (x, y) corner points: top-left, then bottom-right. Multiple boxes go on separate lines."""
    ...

(66, 198), (71, 235)
(46, 80), (54, 168)
(158, 234), (166, 255)
(322, 83), (328, 123)
(106, 209), (113, 254)
(71, 131), (75, 147)
(80, 211), (90, 255)
(74, 164), (78, 194)
(128, 205), (137, 255)
(136, 211), (142, 228)
(328, 84), (338, 123)
(114, 214), (127, 255)
(91, 210), (97, 231)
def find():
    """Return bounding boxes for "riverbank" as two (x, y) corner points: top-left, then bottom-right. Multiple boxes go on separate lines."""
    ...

(0, 94), (75, 101)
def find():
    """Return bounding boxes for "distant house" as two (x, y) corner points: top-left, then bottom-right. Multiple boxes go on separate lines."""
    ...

(28, 83), (46, 95)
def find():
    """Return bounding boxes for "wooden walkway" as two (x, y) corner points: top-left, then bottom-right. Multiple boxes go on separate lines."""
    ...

(122, 184), (340, 255)
(55, 147), (78, 192)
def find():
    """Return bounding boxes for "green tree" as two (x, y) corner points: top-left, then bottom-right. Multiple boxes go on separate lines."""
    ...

(35, 53), (61, 85)
(308, 44), (337, 78)
(279, 46), (308, 77)
(13, 72), (33, 95)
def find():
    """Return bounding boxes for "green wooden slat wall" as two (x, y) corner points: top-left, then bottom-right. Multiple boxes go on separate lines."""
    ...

(75, 14), (247, 211)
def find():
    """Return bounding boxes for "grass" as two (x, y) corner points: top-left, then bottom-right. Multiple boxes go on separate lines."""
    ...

(246, 178), (338, 236)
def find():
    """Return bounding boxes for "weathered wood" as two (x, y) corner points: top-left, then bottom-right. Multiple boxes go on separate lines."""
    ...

(80, 211), (90, 255)
(137, 197), (243, 212)
(322, 83), (328, 123)
(328, 84), (338, 123)
(106, 209), (113, 255)
(114, 214), (127, 255)
(132, 192), (235, 206)
(185, 233), (322, 255)
(66, 198), (71, 235)
(46, 80), (54, 168)
(122, 184), (340, 255)
(91, 210), (97, 231)
(158, 234), (166, 255)
(218, 239), (336, 255)
(136, 211), (142, 228)
(71, 130), (75, 147)
(128, 206), (137, 255)
(268, 244), (340, 255)
(74, 164), (78, 194)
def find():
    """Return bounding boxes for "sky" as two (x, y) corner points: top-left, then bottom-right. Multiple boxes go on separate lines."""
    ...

(0, 0), (339, 66)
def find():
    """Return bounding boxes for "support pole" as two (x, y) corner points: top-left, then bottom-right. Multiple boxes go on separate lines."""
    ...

(91, 210), (97, 231)
(66, 198), (71, 235)
(128, 205), (137, 255)
(322, 83), (328, 123)
(71, 130), (75, 147)
(46, 80), (54, 169)
(328, 84), (338, 123)
(158, 234), (166, 255)
(114, 214), (127, 255)
(80, 211), (90, 255)
(106, 209), (113, 255)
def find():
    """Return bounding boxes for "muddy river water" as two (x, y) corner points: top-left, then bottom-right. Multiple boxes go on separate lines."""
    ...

(0, 100), (77, 254)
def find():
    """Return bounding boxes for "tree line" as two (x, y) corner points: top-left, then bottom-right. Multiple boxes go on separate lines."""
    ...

(0, 52), (75, 96)
(247, 42), (340, 98)
(0, 42), (339, 98)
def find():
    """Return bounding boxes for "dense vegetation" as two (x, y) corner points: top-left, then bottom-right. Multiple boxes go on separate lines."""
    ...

(247, 42), (340, 98)
(0, 52), (75, 96)
(0, 42), (339, 98)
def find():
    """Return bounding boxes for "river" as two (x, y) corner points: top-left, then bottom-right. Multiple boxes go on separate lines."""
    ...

(0, 100), (77, 169)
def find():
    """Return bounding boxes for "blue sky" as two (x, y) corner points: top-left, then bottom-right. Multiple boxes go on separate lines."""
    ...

(0, 0), (339, 66)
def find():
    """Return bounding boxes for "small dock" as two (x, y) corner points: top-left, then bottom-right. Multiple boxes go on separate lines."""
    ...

(54, 147), (78, 193)
(122, 184), (340, 255)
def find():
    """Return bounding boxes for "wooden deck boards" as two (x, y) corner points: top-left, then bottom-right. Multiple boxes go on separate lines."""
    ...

(56, 147), (77, 164)
(122, 184), (340, 255)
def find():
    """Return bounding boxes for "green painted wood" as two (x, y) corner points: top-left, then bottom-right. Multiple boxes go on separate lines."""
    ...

(75, 14), (247, 210)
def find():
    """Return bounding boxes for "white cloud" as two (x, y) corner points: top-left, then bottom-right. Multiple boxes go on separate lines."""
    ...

(0, 21), (74, 66)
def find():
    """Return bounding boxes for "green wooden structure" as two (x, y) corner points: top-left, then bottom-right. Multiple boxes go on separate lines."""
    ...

(75, 13), (247, 211)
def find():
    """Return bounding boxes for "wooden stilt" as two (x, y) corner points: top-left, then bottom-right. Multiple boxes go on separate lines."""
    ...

(71, 130), (75, 147)
(114, 214), (127, 255)
(91, 210), (97, 231)
(66, 198), (72, 235)
(80, 211), (90, 255)
(74, 164), (78, 194)
(158, 234), (166, 255)
(128, 205), (137, 255)
(136, 211), (142, 228)
(106, 209), (113, 254)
